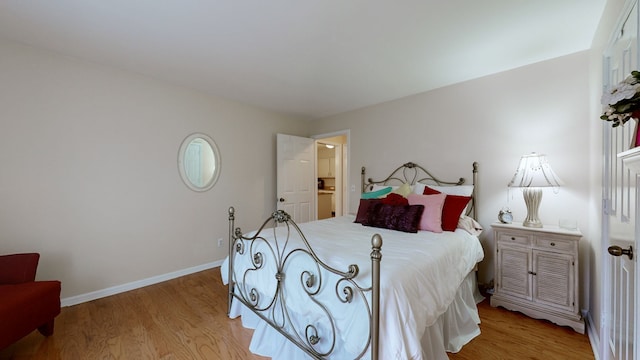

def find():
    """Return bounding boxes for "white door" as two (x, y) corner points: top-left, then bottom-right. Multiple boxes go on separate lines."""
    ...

(277, 133), (315, 223)
(602, 2), (639, 359)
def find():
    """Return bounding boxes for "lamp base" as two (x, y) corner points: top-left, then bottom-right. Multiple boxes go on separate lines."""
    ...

(522, 187), (543, 228)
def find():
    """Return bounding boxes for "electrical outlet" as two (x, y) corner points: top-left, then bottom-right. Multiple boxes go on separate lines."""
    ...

(217, 238), (223, 248)
(351, 185), (356, 192)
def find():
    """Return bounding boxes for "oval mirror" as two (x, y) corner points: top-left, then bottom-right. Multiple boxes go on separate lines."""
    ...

(178, 133), (221, 192)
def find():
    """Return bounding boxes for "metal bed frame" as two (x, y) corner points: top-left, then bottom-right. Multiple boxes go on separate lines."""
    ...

(362, 161), (478, 219)
(227, 161), (478, 359)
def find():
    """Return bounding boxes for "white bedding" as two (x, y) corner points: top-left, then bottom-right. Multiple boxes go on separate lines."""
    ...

(221, 214), (484, 359)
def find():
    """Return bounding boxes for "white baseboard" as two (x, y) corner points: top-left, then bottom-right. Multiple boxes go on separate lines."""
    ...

(61, 260), (223, 307)
(583, 310), (600, 360)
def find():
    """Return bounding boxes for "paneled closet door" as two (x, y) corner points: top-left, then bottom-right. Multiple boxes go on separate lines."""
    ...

(602, 1), (639, 359)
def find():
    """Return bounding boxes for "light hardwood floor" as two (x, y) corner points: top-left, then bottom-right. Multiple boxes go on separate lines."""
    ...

(1, 267), (594, 359)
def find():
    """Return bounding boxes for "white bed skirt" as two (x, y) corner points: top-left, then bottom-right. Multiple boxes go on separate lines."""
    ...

(227, 270), (484, 360)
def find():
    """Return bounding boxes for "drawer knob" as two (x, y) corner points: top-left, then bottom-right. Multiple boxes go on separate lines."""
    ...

(511, 237), (516, 240)
(550, 242), (556, 246)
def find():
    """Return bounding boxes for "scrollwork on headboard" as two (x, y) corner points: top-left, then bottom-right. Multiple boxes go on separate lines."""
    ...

(361, 161), (479, 219)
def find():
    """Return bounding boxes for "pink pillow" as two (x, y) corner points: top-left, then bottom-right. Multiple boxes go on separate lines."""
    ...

(407, 193), (447, 233)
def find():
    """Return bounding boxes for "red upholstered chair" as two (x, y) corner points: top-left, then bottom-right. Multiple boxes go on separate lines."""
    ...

(0, 253), (61, 349)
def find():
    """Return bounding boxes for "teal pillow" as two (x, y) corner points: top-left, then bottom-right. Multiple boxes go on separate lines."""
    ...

(361, 186), (392, 199)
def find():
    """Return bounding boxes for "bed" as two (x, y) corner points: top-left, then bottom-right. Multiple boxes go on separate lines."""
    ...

(221, 162), (484, 359)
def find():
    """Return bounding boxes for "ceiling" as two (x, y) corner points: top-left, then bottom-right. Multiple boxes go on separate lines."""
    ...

(0, 1), (607, 119)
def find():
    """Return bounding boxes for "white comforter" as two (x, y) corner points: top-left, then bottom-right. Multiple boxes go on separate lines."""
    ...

(221, 215), (484, 359)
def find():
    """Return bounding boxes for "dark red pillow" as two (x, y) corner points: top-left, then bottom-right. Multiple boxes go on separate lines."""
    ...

(441, 195), (471, 231)
(363, 203), (425, 233)
(422, 187), (470, 231)
(355, 199), (382, 223)
(422, 186), (441, 195)
(381, 193), (409, 206)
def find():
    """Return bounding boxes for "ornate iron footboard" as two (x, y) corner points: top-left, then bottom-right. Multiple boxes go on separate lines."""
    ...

(227, 207), (382, 359)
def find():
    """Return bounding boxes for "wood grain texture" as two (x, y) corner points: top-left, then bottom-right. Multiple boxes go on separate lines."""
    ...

(449, 300), (594, 360)
(0, 267), (593, 359)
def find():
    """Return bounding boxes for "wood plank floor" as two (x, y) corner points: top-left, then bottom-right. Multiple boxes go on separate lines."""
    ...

(0, 267), (594, 359)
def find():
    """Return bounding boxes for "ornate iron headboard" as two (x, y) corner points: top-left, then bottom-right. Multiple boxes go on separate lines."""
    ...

(361, 161), (479, 219)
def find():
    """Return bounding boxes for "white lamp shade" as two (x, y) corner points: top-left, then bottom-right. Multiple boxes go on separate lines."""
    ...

(508, 153), (563, 188)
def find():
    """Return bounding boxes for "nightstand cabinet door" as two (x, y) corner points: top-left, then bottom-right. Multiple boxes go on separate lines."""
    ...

(532, 250), (575, 313)
(496, 243), (531, 300)
(490, 223), (584, 333)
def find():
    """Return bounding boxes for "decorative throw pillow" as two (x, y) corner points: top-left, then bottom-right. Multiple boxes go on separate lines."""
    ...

(381, 193), (409, 206)
(421, 184), (474, 197)
(363, 203), (425, 233)
(423, 185), (473, 230)
(407, 193), (447, 233)
(354, 199), (382, 223)
(458, 215), (484, 236)
(439, 194), (472, 231)
(361, 186), (392, 199)
(371, 184), (398, 192)
(392, 183), (413, 197)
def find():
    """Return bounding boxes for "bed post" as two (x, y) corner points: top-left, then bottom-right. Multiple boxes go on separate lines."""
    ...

(472, 162), (478, 220)
(370, 233), (382, 360)
(227, 206), (235, 316)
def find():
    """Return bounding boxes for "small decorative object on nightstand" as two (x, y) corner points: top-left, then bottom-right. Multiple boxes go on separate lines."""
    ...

(490, 222), (584, 334)
(498, 207), (512, 224)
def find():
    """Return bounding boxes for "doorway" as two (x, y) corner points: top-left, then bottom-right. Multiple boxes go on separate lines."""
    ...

(314, 131), (349, 220)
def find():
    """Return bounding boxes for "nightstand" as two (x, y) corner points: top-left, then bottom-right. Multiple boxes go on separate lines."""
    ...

(490, 222), (584, 333)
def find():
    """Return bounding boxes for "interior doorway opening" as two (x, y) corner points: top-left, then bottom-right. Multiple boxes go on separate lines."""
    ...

(313, 131), (349, 220)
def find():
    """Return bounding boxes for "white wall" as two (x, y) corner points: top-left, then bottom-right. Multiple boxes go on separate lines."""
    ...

(310, 52), (593, 310)
(0, 38), (309, 299)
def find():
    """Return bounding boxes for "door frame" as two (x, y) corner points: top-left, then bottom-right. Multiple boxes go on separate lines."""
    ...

(601, 1), (640, 358)
(312, 129), (351, 219)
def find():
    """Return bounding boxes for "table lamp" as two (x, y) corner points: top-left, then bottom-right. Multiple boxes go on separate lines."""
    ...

(508, 153), (563, 228)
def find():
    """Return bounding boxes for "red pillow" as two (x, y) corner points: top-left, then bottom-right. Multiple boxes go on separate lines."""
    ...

(422, 187), (471, 231)
(381, 193), (409, 206)
(440, 195), (471, 231)
(422, 186), (440, 195)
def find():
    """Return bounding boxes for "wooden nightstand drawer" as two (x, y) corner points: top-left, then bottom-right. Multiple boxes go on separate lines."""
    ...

(497, 233), (531, 246)
(534, 237), (574, 252)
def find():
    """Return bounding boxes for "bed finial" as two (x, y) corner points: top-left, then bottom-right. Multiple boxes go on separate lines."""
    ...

(371, 233), (383, 250)
(228, 206), (235, 220)
(370, 233), (382, 360)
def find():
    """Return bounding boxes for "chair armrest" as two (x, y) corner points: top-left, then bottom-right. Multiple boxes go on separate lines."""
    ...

(0, 253), (40, 284)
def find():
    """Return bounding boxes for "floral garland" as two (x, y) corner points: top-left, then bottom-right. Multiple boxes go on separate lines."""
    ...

(601, 70), (640, 127)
